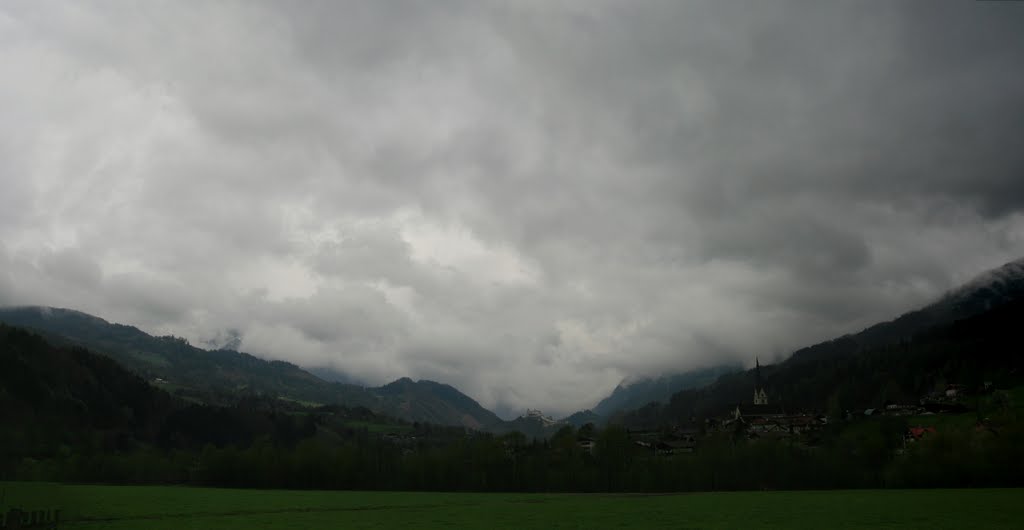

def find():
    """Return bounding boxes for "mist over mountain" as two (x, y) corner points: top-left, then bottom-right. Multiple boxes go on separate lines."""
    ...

(306, 366), (366, 387)
(0, 306), (497, 429)
(787, 257), (1024, 365)
(568, 254), (1024, 423)
(592, 365), (741, 419)
(2, 1), (1023, 418)
(621, 257), (1024, 427)
(940, 257), (1024, 316)
(1, 255), (1022, 437)
(4, 0), (1024, 511)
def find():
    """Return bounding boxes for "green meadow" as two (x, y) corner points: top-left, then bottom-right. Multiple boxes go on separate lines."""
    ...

(3, 483), (1022, 529)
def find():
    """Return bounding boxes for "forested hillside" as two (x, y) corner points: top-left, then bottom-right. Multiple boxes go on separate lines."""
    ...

(591, 365), (740, 418)
(623, 290), (1024, 428)
(0, 307), (500, 429)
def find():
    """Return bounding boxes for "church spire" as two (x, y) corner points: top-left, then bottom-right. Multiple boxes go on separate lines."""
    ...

(753, 357), (768, 405)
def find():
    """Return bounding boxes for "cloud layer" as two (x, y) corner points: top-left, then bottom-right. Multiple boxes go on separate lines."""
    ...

(2, 1), (1023, 417)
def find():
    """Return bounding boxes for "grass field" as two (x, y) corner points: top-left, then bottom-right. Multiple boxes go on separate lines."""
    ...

(2, 483), (1022, 529)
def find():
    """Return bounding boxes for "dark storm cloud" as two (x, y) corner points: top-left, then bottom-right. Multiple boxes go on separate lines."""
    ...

(2, 1), (1023, 416)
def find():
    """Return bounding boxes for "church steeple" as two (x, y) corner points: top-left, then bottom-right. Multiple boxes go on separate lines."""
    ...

(753, 357), (768, 405)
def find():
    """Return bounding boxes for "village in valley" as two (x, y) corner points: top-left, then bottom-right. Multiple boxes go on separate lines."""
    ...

(558, 359), (995, 458)
(359, 352), (1008, 469)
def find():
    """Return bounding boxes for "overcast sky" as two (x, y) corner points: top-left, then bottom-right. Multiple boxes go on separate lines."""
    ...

(2, 1), (1023, 418)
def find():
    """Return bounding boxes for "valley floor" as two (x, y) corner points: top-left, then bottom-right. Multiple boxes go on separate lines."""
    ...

(3, 482), (1022, 529)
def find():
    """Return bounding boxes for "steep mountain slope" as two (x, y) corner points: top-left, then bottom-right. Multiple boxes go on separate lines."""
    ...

(789, 257), (1024, 364)
(0, 306), (374, 407)
(0, 323), (175, 460)
(0, 323), (450, 480)
(622, 258), (1024, 427)
(591, 364), (740, 418)
(0, 307), (498, 429)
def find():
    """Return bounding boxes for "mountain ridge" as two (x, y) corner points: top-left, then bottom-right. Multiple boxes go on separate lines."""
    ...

(619, 256), (1024, 427)
(0, 306), (500, 429)
(4, 257), (1023, 433)
(789, 256), (1024, 364)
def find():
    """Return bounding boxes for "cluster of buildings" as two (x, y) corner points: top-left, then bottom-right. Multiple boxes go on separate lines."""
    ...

(865, 382), (988, 418)
(607, 360), (827, 456)
(618, 359), (985, 455)
(719, 359), (827, 441)
(383, 360), (988, 460)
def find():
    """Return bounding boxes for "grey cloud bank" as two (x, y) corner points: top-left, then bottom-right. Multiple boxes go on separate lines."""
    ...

(2, 1), (1023, 418)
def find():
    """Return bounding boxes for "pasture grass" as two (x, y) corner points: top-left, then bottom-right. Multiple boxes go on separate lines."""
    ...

(2, 482), (1021, 529)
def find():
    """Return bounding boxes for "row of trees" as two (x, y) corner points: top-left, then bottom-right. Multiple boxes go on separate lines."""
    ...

(11, 411), (1024, 492)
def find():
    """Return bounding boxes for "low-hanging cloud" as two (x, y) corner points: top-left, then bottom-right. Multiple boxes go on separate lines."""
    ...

(2, 1), (1024, 417)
